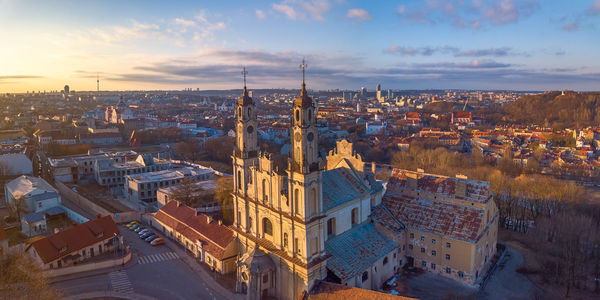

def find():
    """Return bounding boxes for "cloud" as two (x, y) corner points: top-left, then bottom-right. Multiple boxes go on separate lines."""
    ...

(562, 21), (580, 31)
(592, 0), (600, 15)
(302, 0), (331, 21)
(346, 8), (371, 20)
(413, 59), (512, 69)
(174, 18), (196, 27)
(272, 0), (332, 21)
(273, 3), (298, 20)
(255, 9), (266, 20)
(398, 0), (539, 28)
(385, 45), (522, 57)
(0, 75), (43, 84)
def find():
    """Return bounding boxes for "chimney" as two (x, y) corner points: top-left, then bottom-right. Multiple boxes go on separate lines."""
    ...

(406, 172), (418, 190)
(218, 219), (222, 226)
(96, 213), (102, 219)
(207, 216), (212, 224)
(195, 210), (200, 216)
(371, 161), (376, 174)
(455, 178), (467, 198)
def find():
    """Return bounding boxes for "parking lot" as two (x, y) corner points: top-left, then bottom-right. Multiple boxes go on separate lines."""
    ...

(54, 223), (240, 300)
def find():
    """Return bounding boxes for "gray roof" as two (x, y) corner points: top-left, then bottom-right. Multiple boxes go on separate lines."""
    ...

(325, 222), (398, 281)
(0, 154), (32, 176)
(23, 212), (45, 223)
(5, 175), (57, 197)
(322, 167), (369, 211)
(44, 206), (66, 216)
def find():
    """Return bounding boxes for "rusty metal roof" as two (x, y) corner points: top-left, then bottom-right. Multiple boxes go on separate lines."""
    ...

(325, 222), (398, 281)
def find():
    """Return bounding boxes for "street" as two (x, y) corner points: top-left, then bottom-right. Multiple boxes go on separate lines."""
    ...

(53, 224), (234, 300)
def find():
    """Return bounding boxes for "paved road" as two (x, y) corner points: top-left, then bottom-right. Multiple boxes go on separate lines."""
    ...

(53, 224), (235, 300)
(479, 246), (547, 300)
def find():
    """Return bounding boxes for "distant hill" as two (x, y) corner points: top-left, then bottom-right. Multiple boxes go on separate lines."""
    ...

(503, 91), (600, 129)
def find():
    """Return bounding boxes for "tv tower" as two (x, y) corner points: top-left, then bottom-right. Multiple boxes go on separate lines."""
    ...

(96, 73), (100, 95)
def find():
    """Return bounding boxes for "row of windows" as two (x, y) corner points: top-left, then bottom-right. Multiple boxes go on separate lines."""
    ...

(409, 233), (452, 248)
(421, 260), (461, 276)
(408, 245), (452, 260)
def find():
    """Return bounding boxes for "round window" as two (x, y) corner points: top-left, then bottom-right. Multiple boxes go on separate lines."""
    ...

(307, 132), (314, 141)
(247, 126), (254, 133)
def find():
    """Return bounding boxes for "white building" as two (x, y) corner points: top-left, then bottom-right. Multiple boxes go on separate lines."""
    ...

(5, 175), (61, 213)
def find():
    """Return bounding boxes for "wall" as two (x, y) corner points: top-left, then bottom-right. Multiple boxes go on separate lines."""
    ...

(54, 181), (111, 216)
(43, 249), (131, 278)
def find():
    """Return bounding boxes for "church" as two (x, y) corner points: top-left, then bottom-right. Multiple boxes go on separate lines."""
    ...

(230, 66), (498, 300)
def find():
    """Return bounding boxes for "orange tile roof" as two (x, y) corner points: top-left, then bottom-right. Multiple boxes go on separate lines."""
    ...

(30, 215), (120, 264)
(305, 280), (416, 300)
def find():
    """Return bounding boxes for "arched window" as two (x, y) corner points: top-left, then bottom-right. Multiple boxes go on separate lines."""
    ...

(238, 107), (242, 117)
(383, 257), (389, 265)
(362, 271), (368, 282)
(248, 107), (251, 117)
(262, 179), (268, 203)
(262, 218), (273, 236)
(308, 109), (312, 121)
(295, 110), (300, 122)
(351, 207), (358, 225)
(237, 171), (242, 190)
(309, 188), (317, 216)
(294, 189), (300, 215)
(283, 233), (288, 248)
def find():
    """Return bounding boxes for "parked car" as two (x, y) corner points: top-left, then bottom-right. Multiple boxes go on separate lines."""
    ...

(129, 224), (140, 231)
(126, 221), (139, 228)
(145, 234), (157, 242)
(140, 231), (154, 239)
(134, 226), (145, 233)
(138, 229), (151, 235)
(150, 238), (164, 246)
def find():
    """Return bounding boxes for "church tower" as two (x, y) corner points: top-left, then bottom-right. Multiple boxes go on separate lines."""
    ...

(290, 60), (319, 174)
(233, 67), (258, 229)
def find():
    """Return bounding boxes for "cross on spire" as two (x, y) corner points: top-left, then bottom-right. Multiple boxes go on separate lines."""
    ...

(242, 66), (248, 89)
(300, 58), (307, 94)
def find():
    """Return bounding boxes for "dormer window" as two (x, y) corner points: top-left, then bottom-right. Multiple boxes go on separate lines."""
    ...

(59, 247), (67, 253)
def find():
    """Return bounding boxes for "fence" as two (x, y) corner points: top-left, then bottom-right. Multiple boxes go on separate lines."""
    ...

(43, 249), (131, 278)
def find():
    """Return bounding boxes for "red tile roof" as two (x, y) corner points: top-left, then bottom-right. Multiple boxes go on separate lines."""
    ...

(0, 223), (7, 241)
(154, 201), (234, 260)
(30, 216), (120, 264)
(382, 169), (488, 242)
(305, 280), (415, 300)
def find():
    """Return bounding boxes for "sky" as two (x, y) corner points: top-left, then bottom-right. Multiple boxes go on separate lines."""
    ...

(1, 0), (599, 92)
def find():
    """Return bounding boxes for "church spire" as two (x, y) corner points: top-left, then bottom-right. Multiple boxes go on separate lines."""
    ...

(300, 58), (307, 96)
(242, 66), (248, 96)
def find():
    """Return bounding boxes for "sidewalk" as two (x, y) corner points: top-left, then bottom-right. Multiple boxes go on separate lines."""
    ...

(63, 290), (157, 300)
(161, 234), (244, 300)
(49, 250), (139, 284)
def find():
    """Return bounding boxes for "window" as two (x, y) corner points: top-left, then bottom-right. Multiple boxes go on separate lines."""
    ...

(431, 239), (436, 244)
(295, 110), (300, 122)
(362, 271), (368, 282)
(262, 218), (273, 236)
(446, 242), (451, 248)
(431, 263), (436, 270)
(420, 236), (425, 242)
(294, 238), (300, 255)
(458, 271), (464, 278)
(327, 218), (336, 236)
(310, 188), (317, 216)
(294, 189), (300, 215)
(263, 274), (268, 283)
(409, 233), (414, 239)
(237, 171), (242, 189)
(308, 109), (312, 121)
(383, 257), (389, 265)
(408, 244), (413, 250)
(431, 250), (436, 256)
(446, 267), (451, 274)
(393, 253), (396, 258)
(421, 261), (427, 268)
(262, 179), (268, 203)
(351, 207), (358, 225)
(248, 217), (252, 231)
(284, 233), (288, 248)
(420, 247), (425, 253)
(311, 237), (318, 255)
(446, 254), (451, 260)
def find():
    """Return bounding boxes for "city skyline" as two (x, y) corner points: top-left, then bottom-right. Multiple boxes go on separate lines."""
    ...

(1, 0), (600, 92)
